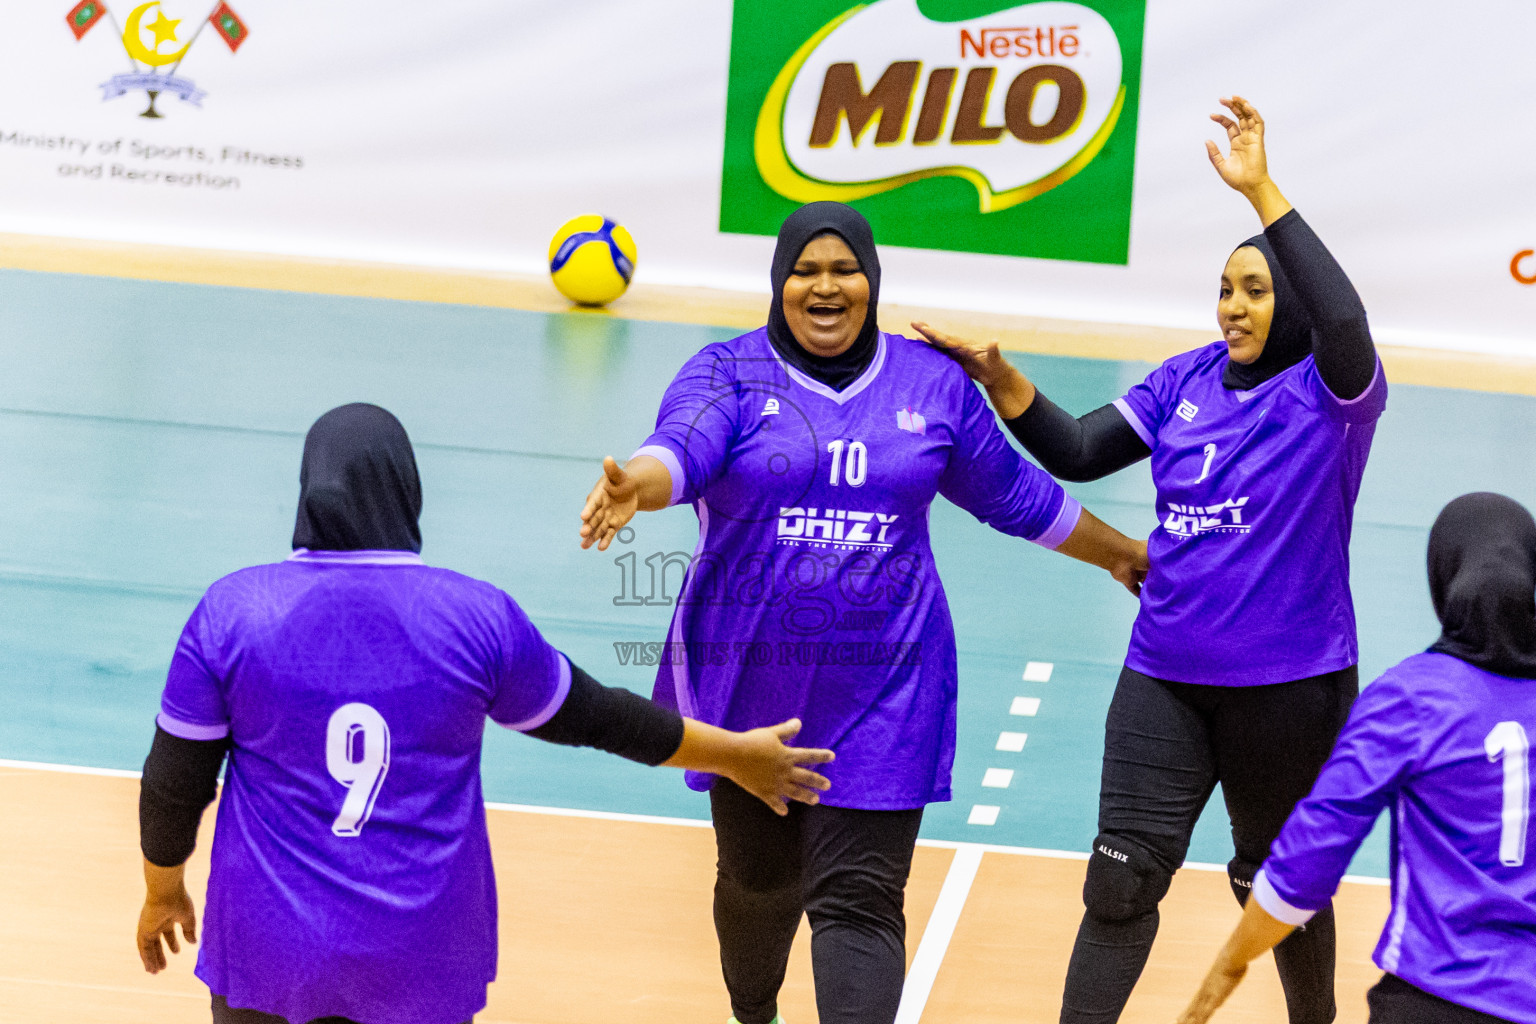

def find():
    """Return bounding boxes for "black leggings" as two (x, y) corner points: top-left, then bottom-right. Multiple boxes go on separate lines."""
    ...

(1061, 665), (1358, 1024)
(1367, 974), (1518, 1024)
(211, 995), (470, 1024)
(710, 778), (923, 1024)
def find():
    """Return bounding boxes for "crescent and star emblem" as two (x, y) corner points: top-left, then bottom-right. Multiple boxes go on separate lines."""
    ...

(121, 1), (191, 67)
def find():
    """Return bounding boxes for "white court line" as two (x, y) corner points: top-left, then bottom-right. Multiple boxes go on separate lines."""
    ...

(1023, 661), (1054, 682)
(1009, 696), (1041, 716)
(0, 757), (1390, 884)
(894, 844), (984, 1024)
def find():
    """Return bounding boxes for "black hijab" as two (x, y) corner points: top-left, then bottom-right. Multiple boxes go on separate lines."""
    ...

(1222, 234), (1315, 391)
(1426, 492), (1536, 678)
(766, 202), (882, 392)
(292, 403), (423, 553)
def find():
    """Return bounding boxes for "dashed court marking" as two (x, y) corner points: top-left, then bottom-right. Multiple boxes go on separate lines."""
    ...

(995, 731), (1028, 752)
(1023, 661), (1054, 682)
(967, 804), (1000, 826)
(981, 768), (1014, 789)
(1009, 696), (1041, 717)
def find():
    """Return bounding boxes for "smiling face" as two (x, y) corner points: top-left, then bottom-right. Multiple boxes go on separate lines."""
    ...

(781, 233), (871, 358)
(1218, 246), (1275, 365)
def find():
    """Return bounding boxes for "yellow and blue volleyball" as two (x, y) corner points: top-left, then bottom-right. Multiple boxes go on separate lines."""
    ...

(547, 215), (637, 306)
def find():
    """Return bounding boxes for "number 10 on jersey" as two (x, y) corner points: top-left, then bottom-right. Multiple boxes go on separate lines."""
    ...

(827, 440), (867, 487)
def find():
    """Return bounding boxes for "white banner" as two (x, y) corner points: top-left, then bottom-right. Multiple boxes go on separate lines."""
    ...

(0, 1), (1533, 355)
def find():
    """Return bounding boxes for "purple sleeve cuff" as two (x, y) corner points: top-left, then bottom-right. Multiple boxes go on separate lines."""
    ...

(1032, 493), (1082, 550)
(157, 710), (229, 741)
(1111, 398), (1155, 449)
(631, 444), (685, 507)
(1253, 867), (1319, 926)
(498, 652), (573, 732)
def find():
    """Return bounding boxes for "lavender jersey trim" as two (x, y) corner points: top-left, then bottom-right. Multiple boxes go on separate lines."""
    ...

(1328, 358), (1384, 407)
(1252, 868), (1316, 925)
(1032, 494), (1081, 550)
(156, 710), (230, 741)
(630, 445), (686, 507)
(1111, 398), (1154, 449)
(775, 334), (888, 405)
(287, 549), (424, 566)
(501, 654), (573, 731)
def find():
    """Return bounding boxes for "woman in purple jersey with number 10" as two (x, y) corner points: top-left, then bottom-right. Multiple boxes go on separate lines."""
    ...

(918, 96), (1388, 1024)
(579, 202), (1148, 1024)
(134, 403), (836, 1024)
(1181, 492), (1536, 1024)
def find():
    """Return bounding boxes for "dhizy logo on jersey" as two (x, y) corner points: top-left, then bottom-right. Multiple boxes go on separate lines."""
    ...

(778, 506), (899, 550)
(1164, 497), (1250, 538)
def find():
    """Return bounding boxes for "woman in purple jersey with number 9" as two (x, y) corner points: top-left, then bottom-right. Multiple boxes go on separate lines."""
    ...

(579, 202), (1149, 1024)
(918, 97), (1388, 1024)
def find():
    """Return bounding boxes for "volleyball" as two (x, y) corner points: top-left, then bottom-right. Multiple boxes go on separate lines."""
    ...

(548, 215), (637, 306)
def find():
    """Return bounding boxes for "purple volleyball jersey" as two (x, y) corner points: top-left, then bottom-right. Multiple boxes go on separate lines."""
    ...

(1113, 343), (1387, 685)
(635, 329), (1077, 809)
(156, 548), (571, 1024)
(1254, 653), (1536, 1022)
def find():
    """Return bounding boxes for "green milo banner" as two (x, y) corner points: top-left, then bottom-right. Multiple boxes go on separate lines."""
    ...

(720, 0), (1147, 264)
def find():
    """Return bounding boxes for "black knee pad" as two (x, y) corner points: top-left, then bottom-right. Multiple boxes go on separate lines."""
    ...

(1082, 834), (1172, 923)
(1227, 856), (1259, 907)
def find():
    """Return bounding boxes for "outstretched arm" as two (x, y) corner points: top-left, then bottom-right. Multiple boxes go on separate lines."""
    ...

(521, 660), (833, 815)
(1207, 96), (1377, 400)
(579, 455), (672, 551)
(912, 322), (1150, 481)
(1055, 507), (1148, 597)
(1176, 899), (1296, 1024)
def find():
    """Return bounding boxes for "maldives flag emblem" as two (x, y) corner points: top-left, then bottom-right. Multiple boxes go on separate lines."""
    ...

(209, 1), (248, 52)
(65, 0), (107, 39)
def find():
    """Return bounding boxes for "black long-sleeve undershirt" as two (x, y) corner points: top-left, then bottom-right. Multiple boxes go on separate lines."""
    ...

(139, 662), (685, 868)
(1264, 209), (1377, 400)
(1001, 210), (1376, 482)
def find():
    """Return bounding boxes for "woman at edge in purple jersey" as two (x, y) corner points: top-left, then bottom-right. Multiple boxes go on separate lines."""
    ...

(1179, 492), (1536, 1024)
(134, 403), (836, 1024)
(916, 97), (1388, 1024)
(578, 202), (1149, 1024)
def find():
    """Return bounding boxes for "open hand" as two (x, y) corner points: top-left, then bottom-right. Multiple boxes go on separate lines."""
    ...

(911, 321), (1010, 387)
(1205, 95), (1270, 196)
(580, 456), (640, 551)
(137, 885), (197, 973)
(911, 321), (1035, 418)
(730, 719), (835, 816)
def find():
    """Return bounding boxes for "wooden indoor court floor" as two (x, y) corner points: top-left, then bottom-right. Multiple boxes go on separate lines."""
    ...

(0, 764), (1389, 1024)
(5, 236), (1523, 1023)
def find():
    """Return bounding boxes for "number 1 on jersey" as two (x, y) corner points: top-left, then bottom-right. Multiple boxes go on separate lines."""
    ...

(326, 702), (391, 837)
(1485, 720), (1530, 867)
(1197, 443), (1217, 483)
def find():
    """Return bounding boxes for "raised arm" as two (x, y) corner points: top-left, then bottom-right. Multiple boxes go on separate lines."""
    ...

(580, 347), (741, 551)
(1207, 96), (1377, 400)
(911, 322), (1149, 482)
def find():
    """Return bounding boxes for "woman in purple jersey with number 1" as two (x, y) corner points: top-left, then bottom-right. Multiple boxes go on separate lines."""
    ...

(1180, 492), (1536, 1024)
(579, 202), (1149, 1024)
(918, 97), (1387, 1024)
(134, 403), (836, 1024)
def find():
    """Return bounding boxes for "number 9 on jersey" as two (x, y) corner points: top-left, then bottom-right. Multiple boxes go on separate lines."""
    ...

(326, 702), (391, 837)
